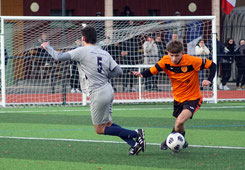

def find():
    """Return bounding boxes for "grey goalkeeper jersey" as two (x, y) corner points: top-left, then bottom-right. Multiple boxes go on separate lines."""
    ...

(68, 45), (118, 92)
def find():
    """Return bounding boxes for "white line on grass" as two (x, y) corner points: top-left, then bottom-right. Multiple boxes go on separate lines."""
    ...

(1, 136), (245, 150)
(1, 105), (245, 114)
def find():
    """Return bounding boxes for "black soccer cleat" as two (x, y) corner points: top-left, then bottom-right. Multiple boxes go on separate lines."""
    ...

(128, 143), (143, 155)
(136, 129), (146, 152)
(160, 140), (168, 150)
(183, 140), (188, 149)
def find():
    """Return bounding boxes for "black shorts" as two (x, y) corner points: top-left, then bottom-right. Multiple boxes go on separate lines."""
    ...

(173, 98), (203, 119)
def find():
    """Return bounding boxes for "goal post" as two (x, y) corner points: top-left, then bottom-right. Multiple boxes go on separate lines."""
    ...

(1, 16), (218, 107)
(1, 17), (7, 107)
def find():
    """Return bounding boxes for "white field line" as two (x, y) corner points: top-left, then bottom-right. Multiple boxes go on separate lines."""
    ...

(1, 105), (245, 114)
(1, 136), (245, 150)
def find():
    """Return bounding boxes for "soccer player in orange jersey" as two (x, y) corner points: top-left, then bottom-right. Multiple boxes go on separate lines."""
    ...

(132, 40), (216, 150)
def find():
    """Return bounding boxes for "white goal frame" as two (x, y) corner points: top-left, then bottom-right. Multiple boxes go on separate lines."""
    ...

(0, 16), (217, 107)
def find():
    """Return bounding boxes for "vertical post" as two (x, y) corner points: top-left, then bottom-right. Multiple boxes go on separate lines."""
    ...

(62, 0), (66, 16)
(212, 1), (220, 103)
(138, 67), (142, 100)
(1, 17), (6, 107)
(212, 17), (218, 104)
(61, 0), (67, 105)
(0, 0), (1, 15)
(82, 91), (87, 106)
(104, 0), (113, 39)
(212, 0), (220, 39)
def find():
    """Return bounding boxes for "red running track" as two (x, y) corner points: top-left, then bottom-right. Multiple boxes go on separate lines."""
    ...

(2, 90), (244, 104)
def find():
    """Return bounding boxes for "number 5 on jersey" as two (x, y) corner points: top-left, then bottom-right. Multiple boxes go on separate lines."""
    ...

(97, 56), (102, 73)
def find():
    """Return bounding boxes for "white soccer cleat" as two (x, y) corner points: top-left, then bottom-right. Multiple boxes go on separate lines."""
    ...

(76, 89), (82, 93)
(223, 85), (230, 90)
(135, 129), (146, 152)
(71, 88), (76, 93)
(130, 87), (136, 92)
(219, 84), (223, 90)
(123, 87), (128, 92)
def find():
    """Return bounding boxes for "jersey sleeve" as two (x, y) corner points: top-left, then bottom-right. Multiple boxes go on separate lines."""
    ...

(203, 59), (213, 69)
(192, 56), (212, 71)
(109, 54), (118, 71)
(191, 56), (202, 71)
(68, 47), (86, 61)
(149, 57), (166, 75)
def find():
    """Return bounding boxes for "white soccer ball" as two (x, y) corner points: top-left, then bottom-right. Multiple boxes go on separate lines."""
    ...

(166, 132), (185, 152)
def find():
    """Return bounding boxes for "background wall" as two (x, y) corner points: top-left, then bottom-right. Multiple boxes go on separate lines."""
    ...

(22, 0), (212, 16)
(2, 0), (23, 15)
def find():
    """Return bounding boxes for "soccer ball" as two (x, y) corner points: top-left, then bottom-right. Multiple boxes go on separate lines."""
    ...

(166, 132), (185, 152)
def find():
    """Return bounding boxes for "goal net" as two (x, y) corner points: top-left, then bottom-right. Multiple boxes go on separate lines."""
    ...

(0, 16), (217, 107)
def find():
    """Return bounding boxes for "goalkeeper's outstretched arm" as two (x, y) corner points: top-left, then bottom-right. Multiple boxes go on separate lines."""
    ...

(41, 42), (71, 61)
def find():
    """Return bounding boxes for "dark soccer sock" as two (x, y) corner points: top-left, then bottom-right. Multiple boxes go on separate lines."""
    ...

(104, 126), (137, 139)
(111, 123), (121, 128)
(171, 127), (175, 133)
(111, 123), (136, 147)
(162, 127), (177, 144)
(180, 131), (186, 137)
(171, 127), (185, 137)
(111, 123), (137, 140)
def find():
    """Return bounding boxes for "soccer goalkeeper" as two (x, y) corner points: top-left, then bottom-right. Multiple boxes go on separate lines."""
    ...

(41, 26), (145, 155)
(132, 40), (216, 150)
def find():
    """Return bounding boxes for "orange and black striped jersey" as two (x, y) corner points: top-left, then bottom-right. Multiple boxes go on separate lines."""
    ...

(149, 54), (213, 102)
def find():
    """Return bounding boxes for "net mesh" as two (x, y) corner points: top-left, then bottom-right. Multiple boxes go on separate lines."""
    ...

(1, 17), (216, 106)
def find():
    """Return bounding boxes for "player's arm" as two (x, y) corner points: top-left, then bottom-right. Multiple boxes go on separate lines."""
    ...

(132, 61), (164, 78)
(41, 42), (71, 61)
(131, 69), (152, 78)
(202, 59), (216, 86)
(131, 71), (143, 77)
(108, 65), (123, 79)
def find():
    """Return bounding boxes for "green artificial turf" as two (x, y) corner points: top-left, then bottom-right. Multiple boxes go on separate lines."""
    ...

(0, 102), (245, 169)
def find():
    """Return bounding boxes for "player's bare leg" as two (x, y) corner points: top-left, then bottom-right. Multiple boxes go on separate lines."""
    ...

(174, 109), (192, 133)
(173, 109), (192, 149)
(161, 109), (191, 150)
(94, 121), (112, 134)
